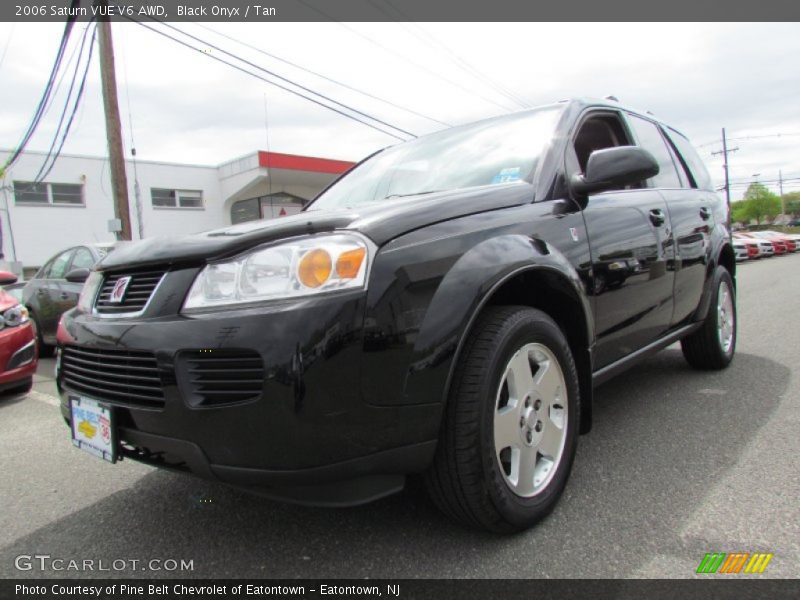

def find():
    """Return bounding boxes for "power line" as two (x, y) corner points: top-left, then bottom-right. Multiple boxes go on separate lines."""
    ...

(1, 1), (81, 174)
(125, 17), (416, 141)
(42, 21), (89, 121)
(191, 22), (452, 128)
(157, 18), (417, 137)
(699, 131), (800, 149)
(151, 17), (417, 139)
(727, 177), (800, 187)
(377, 0), (531, 110)
(0, 23), (16, 73)
(728, 133), (800, 142)
(33, 21), (95, 183)
(728, 173), (800, 185)
(296, 0), (518, 113)
(127, 23), (406, 144)
(33, 24), (98, 185)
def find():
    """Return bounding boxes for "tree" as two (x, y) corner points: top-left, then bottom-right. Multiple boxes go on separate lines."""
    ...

(742, 182), (781, 224)
(783, 191), (800, 216)
(730, 200), (751, 225)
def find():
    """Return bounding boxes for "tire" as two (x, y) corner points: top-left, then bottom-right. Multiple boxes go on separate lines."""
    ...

(29, 314), (55, 358)
(681, 267), (736, 370)
(425, 306), (580, 533)
(4, 378), (33, 395)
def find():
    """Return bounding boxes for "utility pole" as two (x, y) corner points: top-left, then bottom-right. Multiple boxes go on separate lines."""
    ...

(711, 128), (738, 211)
(778, 170), (785, 216)
(96, 2), (132, 241)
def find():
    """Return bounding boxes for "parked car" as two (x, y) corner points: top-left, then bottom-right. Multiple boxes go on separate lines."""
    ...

(0, 271), (38, 395)
(740, 239), (760, 260)
(22, 243), (115, 357)
(56, 98), (736, 532)
(744, 232), (789, 255)
(732, 240), (750, 261)
(733, 233), (774, 257)
(750, 230), (799, 253)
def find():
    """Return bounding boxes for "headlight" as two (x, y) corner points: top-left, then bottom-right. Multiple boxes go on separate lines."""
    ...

(183, 234), (372, 311)
(0, 304), (29, 329)
(77, 271), (103, 312)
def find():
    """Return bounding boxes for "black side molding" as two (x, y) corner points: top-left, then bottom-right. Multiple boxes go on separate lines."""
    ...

(592, 323), (702, 387)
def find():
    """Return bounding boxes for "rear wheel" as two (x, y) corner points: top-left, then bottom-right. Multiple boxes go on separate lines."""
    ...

(425, 306), (579, 533)
(681, 267), (736, 370)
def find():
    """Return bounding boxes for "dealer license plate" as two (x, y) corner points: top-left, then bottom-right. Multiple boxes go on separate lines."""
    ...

(70, 396), (117, 463)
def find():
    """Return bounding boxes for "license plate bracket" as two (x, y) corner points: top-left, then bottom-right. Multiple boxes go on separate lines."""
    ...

(69, 395), (117, 463)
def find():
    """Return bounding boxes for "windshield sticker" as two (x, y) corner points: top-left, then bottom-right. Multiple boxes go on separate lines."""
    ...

(492, 167), (522, 184)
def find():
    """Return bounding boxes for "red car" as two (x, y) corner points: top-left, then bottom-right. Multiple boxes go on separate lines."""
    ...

(750, 231), (797, 253)
(0, 271), (37, 395)
(742, 233), (787, 255)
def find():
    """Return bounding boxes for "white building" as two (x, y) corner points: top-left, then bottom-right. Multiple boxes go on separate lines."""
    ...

(0, 148), (356, 269)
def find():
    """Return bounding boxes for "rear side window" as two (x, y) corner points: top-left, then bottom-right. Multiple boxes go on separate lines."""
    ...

(626, 115), (682, 189)
(663, 129), (713, 191)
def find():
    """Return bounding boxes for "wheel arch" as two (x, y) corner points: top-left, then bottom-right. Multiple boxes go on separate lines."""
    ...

(694, 240), (737, 323)
(717, 241), (736, 283)
(444, 265), (594, 434)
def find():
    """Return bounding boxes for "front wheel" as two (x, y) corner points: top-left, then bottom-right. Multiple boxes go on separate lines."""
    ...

(30, 314), (55, 358)
(681, 267), (736, 370)
(425, 306), (580, 533)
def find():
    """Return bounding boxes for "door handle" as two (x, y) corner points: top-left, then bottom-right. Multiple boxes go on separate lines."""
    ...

(649, 209), (666, 227)
(699, 207), (711, 220)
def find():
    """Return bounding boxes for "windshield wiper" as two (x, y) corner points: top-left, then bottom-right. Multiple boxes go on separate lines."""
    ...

(384, 190), (445, 200)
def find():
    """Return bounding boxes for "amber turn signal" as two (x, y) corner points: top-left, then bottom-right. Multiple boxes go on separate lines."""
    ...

(298, 249), (332, 288)
(336, 247), (367, 279)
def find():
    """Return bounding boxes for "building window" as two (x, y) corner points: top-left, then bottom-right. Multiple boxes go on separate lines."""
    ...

(231, 193), (307, 224)
(151, 188), (204, 209)
(14, 181), (84, 206)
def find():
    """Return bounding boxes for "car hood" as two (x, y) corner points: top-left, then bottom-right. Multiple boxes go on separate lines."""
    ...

(99, 183), (532, 271)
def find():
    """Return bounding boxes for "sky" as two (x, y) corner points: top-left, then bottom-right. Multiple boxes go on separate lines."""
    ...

(1, 21), (800, 201)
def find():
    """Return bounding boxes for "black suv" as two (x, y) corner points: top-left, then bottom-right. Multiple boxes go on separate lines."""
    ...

(58, 98), (736, 532)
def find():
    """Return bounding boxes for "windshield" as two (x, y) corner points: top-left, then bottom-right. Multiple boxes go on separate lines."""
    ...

(308, 106), (563, 211)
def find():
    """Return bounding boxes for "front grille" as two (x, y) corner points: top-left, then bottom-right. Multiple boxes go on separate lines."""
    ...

(177, 350), (264, 408)
(61, 346), (165, 409)
(95, 269), (166, 315)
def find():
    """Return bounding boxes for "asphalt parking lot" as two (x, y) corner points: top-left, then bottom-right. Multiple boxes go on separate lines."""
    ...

(1, 254), (798, 579)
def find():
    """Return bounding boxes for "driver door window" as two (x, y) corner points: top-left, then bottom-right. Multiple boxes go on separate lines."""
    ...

(48, 250), (74, 280)
(70, 247), (95, 271)
(573, 114), (630, 173)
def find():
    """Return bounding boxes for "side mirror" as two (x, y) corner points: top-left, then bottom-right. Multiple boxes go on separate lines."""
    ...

(0, 271), (18, 285)
(65, 268), (90, 284)
(570, 146), (659, 196)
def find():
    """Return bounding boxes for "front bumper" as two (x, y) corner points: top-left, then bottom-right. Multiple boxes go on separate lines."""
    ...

(0, 322), (37, 390)
(57, 290), (440, 504)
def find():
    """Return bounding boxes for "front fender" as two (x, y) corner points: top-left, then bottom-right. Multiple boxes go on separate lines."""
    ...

(411, 234), (590, 399)
(361, 212), (591, 422)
